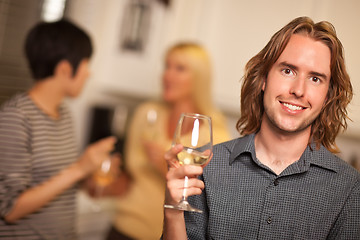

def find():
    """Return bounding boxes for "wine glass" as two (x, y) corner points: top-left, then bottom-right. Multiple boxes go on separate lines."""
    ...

(144, 108), (158, 140)
(164, 113), (213, 213)
(91, 155), (118, 211)
(94, 158), (116, 191)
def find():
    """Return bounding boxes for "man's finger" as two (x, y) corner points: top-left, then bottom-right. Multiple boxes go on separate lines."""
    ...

(164, 144), (183, 168)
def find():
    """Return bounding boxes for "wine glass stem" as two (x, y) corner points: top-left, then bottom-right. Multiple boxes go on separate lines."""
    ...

(95, 185), (104, 198)
(181, 176), (189, 201)
(91, 185), (104, 212)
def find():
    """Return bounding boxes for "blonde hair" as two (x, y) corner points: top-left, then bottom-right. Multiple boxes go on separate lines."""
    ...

(165, 42), (228, 131)
(236, 16), (353, 153)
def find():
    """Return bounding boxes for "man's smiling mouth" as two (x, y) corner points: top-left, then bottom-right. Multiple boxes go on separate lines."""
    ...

(281, 102), (305, 111)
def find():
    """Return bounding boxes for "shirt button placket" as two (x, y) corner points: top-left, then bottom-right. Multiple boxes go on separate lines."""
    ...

(258, 177), (279, 237)
(266, 180), (276, 226)
(274, 179), (279, 186)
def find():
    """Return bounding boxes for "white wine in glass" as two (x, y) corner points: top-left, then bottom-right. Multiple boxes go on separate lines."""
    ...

(164, 113), (213, 213)
(93, 158), (116, 187)
(91, 156), (118, 212)
(177, 147), (210, 166)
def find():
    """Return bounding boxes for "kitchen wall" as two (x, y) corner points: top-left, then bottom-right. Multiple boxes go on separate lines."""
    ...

(65, 1), (360, 238)
(65, 0), (360, 163)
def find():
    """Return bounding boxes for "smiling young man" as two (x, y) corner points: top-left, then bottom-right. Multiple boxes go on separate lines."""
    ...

(257, 33), (331, 175)
(163, 17), (360, 239)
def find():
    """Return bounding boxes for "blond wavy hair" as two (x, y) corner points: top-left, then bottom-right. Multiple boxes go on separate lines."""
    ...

(165, 42), (228, 132)
(236, 16), (353, 153)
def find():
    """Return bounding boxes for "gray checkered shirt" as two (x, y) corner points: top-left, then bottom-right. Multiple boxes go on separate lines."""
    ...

(185, 134), (360, 239)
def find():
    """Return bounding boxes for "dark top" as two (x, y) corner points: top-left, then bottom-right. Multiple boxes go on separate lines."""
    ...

(185, 134), (360, 240)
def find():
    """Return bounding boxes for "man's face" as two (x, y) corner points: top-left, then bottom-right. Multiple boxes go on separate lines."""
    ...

(262, 34), (331, 134)
(67, 59), (90, 97)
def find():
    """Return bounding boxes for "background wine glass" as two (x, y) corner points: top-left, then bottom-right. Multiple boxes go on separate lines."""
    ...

(144, 108), (158, 140)
(164, 113), (213, 213)
(91, 155), (119, 211)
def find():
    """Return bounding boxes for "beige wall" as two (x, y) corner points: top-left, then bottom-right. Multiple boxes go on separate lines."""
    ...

(65, 0), (360, 149)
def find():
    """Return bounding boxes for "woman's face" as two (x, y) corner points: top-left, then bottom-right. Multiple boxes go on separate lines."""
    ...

(162, 50), (193, 103)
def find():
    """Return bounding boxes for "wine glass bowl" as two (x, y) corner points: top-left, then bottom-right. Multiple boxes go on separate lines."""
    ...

(177, 147), (211, 166)
(164, 113), (213, 213)
(90, 155), (119, 212)
(93, 158), (117, 187)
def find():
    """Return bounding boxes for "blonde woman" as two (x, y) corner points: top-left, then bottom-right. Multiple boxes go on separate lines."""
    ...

(106, 43), (231, 240)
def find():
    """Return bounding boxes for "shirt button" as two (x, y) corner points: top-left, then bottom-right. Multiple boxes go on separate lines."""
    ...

(267, 217), (272, 224)
(274, 179), (279, 186)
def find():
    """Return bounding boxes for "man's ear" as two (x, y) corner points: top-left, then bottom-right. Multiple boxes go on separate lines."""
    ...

(54, 60), (73, 79)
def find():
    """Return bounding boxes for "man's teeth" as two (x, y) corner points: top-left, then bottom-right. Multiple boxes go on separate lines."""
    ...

(283, 103), (302, 110)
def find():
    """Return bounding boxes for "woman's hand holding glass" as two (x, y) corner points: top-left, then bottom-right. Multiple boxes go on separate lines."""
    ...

(77, 136), (117, 177)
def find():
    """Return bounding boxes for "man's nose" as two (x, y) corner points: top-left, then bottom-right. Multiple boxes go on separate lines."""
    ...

(289, 76), (306, 97)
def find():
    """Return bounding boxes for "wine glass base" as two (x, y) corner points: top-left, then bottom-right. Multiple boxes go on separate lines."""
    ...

(164, 200), (203, 213)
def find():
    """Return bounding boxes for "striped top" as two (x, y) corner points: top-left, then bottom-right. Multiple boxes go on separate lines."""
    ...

(0, 93), (79, 240)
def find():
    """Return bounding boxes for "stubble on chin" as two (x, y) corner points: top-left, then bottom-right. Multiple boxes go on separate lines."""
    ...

(263, 105), (316, 134)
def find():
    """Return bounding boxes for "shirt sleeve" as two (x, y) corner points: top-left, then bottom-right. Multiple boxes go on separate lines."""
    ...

(328, 178), (360, 239)
(0, 107), (32, 217)
(184, 175), (209, 240)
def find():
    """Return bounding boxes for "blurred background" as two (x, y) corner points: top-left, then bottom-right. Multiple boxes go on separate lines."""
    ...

(0, 0), (359, 239)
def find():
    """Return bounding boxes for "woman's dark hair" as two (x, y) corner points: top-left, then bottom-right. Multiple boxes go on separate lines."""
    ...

(25, 19), (93, 81)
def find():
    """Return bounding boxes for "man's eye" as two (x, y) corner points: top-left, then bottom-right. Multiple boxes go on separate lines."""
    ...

(282, 68), (293, 75)
(311, 76), (320, 83)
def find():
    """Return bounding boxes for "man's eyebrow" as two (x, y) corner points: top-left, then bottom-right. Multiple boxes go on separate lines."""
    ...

(278, 61), (328, 80)
(309, 71), (328, 80)
(278, 62), (298, 71)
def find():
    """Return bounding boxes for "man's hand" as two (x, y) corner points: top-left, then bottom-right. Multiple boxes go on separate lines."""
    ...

(164, 144), (204, 206)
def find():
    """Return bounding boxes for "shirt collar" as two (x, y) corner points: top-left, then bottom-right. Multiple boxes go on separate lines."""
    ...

(229, 134), (256, 165)
(303, 143), (340, 173)
(229, 133), (339, 173)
